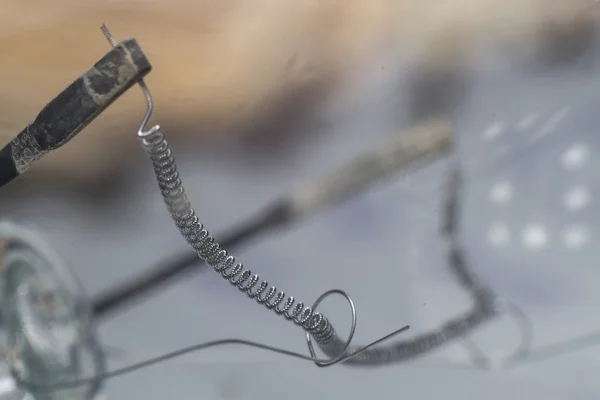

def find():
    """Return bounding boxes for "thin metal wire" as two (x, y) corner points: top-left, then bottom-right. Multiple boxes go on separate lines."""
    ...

(14, 289), (410, 392)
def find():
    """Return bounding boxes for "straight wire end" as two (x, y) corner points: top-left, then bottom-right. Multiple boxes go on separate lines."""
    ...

(0, 33), (152, 188)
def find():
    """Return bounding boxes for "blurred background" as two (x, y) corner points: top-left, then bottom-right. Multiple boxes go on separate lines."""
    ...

(2, 0), (600, 398)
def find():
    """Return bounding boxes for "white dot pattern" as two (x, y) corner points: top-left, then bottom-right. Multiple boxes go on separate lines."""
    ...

(480, 107), (592, 253)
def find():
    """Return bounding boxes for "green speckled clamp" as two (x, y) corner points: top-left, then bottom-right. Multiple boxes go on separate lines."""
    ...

(0, 38), (152, 187)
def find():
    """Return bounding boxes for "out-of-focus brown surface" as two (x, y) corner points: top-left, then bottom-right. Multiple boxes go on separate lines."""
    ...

(0, 0), (597, 192)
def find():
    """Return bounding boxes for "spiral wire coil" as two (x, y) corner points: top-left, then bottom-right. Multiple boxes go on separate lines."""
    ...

(108, 24), (498, 368)
(137, 121), (502, 365)
(140, 124), (338, 346)
(0, 22), (593, 397)
(131, 79), (501, 367)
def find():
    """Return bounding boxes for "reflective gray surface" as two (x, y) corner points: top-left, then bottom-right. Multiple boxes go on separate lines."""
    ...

(2, 51), (600, 398)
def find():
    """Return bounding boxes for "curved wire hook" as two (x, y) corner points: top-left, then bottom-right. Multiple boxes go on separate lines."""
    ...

(135, 79), (157, 138)
(460, 298), (534, 370)
(304, 290), (411, 367)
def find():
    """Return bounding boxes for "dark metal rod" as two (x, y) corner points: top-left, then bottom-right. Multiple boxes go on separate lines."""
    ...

(0, 38), (151, 188)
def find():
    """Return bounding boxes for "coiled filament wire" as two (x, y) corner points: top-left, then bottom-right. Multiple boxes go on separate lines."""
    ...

(138, 124), (496, 365)
(96, 20), (499, 366)
(139, 126), (336, 346)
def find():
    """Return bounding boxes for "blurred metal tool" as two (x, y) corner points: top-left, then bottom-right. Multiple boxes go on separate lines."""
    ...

(0, 37), (151, 188)
(91, 117), (454, 317)
(0, 221), (106, 400)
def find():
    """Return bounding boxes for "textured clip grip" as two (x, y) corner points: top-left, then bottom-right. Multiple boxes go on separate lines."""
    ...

(0, 38), (152, 187)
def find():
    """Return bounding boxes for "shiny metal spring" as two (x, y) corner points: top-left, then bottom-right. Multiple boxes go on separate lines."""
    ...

(137, 123), (497, 366)
(98, 24), (497, 367)
(139, 126), (336, 346)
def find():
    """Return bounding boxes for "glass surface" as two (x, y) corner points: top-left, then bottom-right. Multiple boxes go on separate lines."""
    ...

(1, 8), (600, 399)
